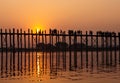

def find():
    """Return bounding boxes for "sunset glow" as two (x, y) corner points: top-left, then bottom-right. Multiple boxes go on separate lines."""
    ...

(32, 25), (44, 33)
(0, 0), (120, 32)
(0, 0), (120, 83)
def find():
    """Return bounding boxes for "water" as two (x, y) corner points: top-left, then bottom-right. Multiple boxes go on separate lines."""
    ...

(0, 51), (120, 83)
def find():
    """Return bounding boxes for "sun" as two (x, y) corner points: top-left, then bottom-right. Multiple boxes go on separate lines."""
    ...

(33, 25), (44, 33)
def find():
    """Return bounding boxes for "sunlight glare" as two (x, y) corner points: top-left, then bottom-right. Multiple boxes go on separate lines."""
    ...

(33, 25), (44, 33)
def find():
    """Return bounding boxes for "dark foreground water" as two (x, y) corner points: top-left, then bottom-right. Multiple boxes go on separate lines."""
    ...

(0, 51), (120, 83)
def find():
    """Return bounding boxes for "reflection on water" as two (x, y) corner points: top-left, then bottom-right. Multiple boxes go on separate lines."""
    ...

(0, 51), (120, 82)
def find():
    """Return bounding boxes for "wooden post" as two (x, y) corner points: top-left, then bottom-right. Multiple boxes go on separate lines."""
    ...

(51, 31), (53, 51)
(42, 31), (44, 51)
(36, 29), (37, 51)
(20, 29), (22, 51)
(58, 31), (60, 49)
(49, 29), (52, 69)
(9, 29), (12, 51)
(74, 31), (77, 68)
(0, 29), (3, 71)
(90, 31), (93, 68)
(96, 32), (99, 53)
(13, 28), (15, 52)
(118, 32), (120, 63)
(31, 30), (33, 51)
(90, 31), (93, 55)
(86, 31), (88, 68)
(17, 29), (19, 51)
(110, 32), (112, 65)
(80, 31), (83, 56)
(56, 30), (58, 68)
(5, 29), (8, 71)
(56, 30), (57, 51)
(45, 30), (47, 51)
(105, 32), (108, 66)
(101, 32), (104, 65)
(80, 31), (83, 69)
(12, 29), (15, 73)
(28, 29), (30, 51)
(1, 29), (3, 52)
(38, 30), (40, 44)
(68, 30), (72, 70)
(114, 33), (117, 65)
(49, 29), (51, 51)
(20, 29), (23, 70)
(5, 29), (8, 52)
(24, 31), (26, 51)
(96, 32), (99, 66)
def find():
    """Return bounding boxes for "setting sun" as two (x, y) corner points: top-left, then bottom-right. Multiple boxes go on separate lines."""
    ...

(32, 25), (44, 33)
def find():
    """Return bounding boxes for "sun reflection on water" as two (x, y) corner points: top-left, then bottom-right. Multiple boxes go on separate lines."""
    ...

(36, 52), (50, 81)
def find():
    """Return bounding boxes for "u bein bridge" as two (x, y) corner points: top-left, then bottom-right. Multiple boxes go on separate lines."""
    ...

(0, 28), (120, 52)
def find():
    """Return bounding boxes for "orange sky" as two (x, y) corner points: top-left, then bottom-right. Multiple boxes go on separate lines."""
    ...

(0, 0), (120, 32)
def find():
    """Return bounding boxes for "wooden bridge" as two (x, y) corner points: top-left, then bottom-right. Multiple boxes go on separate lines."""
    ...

(0, 28), (120, 52)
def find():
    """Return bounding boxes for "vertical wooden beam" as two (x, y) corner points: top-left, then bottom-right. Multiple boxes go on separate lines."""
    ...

(9, 29), (12, 51)
(101, 32), (104, 65)
(5, 29), (8, 73)
(49, 29), (51, 51)
(90, 31), (93, 55)
(20, 29), (23, 69)
(80, 31), (83, 69)
(114, 33), (117, 65)
(13, 28), (15, 51)
(42, 31), (44, 51)
(24, 31), (26, 51)
(17, 29), (19, 51)
(45, 30), (47, 51)
(0, 29), (3, 72)
(13, 29), (15, 72)
(1, 29), (3, 52)
(86, 31), (88, 68)
(105, 32), (109, 66)
(80, 31), (83, 56)
(28, 29), (30, 51)
(51, 31), (53, 51)
(31, 30), (33, 51)
(5, 29), (8, 52)
(35, 29), (37, 51)
(68, 30), (72, 70)
(96, 32), (99, 53)
(74, 31), (77, 68)
(20, 29), (22, 51)
(118, 32), (120, 63)
(90, 31), (93, 68)
(110, 32), (112, 65)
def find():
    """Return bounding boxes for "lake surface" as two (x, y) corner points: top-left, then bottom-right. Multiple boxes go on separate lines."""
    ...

(0, 51), (120, 83)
